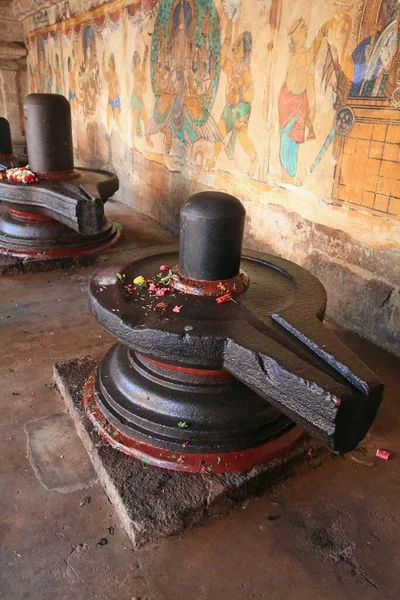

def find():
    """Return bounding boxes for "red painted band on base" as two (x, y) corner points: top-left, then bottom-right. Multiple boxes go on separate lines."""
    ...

(35, 169), (80, 180)
(139, 354), (232, 379)
(0, 228), (120, 259)
(83, 369), (305, 474)
(8, 208), (53, 222)
(172, 270), (250, 297)
(0, 153), (14, 159)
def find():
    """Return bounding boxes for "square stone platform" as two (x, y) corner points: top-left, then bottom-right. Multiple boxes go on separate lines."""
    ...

(54, 356), (331, 547)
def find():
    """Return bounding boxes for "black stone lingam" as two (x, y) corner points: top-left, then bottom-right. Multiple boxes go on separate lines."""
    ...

(0, 117), (27, 171)
(0, 94), (119, 258)
(84, 192), (383, 474)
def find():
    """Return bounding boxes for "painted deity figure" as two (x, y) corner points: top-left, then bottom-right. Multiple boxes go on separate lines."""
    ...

(350, 0), (398, 97)
(103, 52), (122, 132)
(169, 0), (192, 91)
(132, 46), (153, 147)
(147, 0), (221, 169)
(29, 50), (40, 93)
(79, 26), (100, 116)
(37, 42), (52, 94)
(53, 53), (63, 95)
(208, 18), (258, 177)
(278, 18), (329, 186)
(154, 24), (172, 96)
(68, 55), (78, 115)
(190, 13), (212, 100)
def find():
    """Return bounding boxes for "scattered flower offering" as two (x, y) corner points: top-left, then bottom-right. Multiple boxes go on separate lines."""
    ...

(376, 448), (392, 461)
(217, 282), (227, 293)
(120, 265), (185, 317)
(216, 293), (233, 304)
(155, 301), (168, 313)
(5, 166), (39, 184)
(133, 275), (146, 287)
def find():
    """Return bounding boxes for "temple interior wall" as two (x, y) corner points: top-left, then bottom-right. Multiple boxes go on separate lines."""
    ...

(11, 0), (400, 355)
(0, 0), (27, 150)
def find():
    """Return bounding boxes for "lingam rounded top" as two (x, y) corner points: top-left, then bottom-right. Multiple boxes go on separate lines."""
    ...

(0, 118), (13, 155)
(179, 191), (245, 281)
(89, 188), (383, 455)
(24, 93), (74, 175)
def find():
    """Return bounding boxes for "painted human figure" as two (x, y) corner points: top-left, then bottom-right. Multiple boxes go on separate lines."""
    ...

(190, 15), (212, 100)
(68, 56), (78, 115)
(278, 18), (329, 186)
(103, 52), (122, 132)
(208, 18), (258, 177)
(29, 49), (40, 93)
(154, 25), (171, 96)
(38, 50), (52, 93)
(131, 46), (153, 147)
(327, 4), (353, 80)
(170, 0), (191, 80)
(45, 52), (53, 93)
(53, 53), (63, 95)
(351, 1), (398, 97)
(79, 27), (100, 116)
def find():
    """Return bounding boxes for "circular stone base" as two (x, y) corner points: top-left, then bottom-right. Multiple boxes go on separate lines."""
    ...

(83, 368), (305, 473)
(0, 208), (120, 259)
(83, 342), (304, 474)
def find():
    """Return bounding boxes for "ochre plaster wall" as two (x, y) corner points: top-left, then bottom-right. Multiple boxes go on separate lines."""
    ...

(21, 0), (400, 355)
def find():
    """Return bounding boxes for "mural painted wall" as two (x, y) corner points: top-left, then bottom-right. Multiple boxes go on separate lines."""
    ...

(24, 0), (400, 223)
(22, 0), (400, 355)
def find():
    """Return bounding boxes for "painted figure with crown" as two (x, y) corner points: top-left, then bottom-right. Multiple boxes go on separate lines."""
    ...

(148, 0), (221, 172)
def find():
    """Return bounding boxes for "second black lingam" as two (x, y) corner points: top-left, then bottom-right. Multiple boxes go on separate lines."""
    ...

(0, 94), (119, 259)
(85, 192), (383, 474)
(0, 117), (27, 171)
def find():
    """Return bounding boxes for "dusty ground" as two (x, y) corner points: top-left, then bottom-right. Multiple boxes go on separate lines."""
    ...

(1, 202), (399, 600)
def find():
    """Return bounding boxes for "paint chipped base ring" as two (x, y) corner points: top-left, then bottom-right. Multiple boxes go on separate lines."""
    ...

(0, 229), (121, 259)
(0, 207), (121, 259)
(83, 368), (306, 474)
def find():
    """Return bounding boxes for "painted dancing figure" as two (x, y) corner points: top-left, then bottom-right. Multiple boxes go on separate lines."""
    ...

(208, 17), (259, 177)
(278, 18), (329, 186)
(131, 46), (153, 148)
(103, 52), (122, 132)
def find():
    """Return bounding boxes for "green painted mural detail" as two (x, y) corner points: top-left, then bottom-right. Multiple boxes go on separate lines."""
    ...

(149, 0), (221, 162)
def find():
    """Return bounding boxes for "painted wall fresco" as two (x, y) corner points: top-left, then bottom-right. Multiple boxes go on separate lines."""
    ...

(25, 0), (400, 224)
(271, 0), (400, 221)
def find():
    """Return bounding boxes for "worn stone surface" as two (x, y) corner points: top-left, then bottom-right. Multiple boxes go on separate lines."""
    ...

(244, 202), (400, 357)
(1, 225), (400, 599)
(306, 251), (400, 357)
(0, 3), (26, 146)
(54, 356), (329, 547)
(25, 413), (97, 492)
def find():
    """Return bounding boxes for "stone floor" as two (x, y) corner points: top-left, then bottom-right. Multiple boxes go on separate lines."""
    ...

(1, 201), (399, 600)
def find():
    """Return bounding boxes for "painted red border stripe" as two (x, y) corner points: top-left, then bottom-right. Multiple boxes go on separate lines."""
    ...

(139, 354), (232, 379)
(8, 208), (53, 222)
